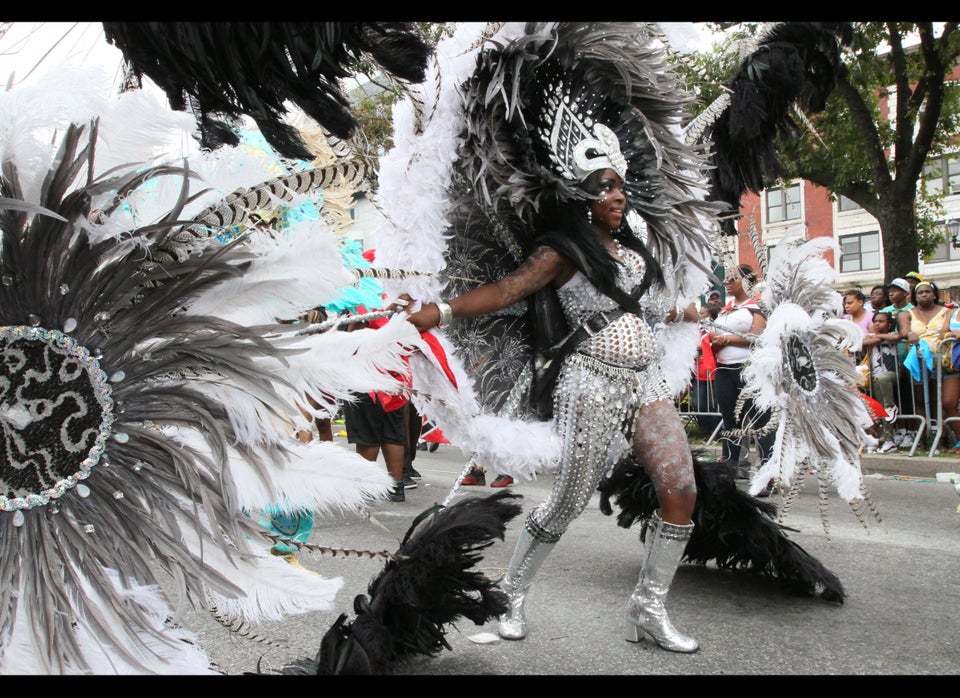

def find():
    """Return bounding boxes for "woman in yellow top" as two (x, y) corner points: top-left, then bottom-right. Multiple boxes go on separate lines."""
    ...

(897, 280), (960, 450)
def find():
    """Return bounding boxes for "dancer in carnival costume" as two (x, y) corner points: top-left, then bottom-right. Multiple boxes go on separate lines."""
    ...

(374, 21), (867, 655)
(392, 22), (720, 653)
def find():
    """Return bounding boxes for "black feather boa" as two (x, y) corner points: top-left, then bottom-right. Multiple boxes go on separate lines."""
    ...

(279, 491), (523, 675)
(598, 451), (845, 603)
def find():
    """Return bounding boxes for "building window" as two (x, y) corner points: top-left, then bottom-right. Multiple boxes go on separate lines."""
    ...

(765, 182), (802, 223)
(924, 153), (960, 196)
(837, 195), (861, 212)
(839, 231), (881, 273)
(928, 219), (960, 262)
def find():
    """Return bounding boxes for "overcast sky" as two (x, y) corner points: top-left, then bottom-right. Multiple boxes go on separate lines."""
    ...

(0, 22), (127, 90)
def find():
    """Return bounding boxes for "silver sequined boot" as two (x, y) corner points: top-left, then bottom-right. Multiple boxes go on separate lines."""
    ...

(625, 510), (699, 653)
(497, 522), (556, 640)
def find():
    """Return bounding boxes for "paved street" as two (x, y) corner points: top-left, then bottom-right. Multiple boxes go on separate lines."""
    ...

(184, 438), (959, 677)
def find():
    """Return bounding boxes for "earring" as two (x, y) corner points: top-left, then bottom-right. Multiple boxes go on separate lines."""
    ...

(586, 208), (593, 224)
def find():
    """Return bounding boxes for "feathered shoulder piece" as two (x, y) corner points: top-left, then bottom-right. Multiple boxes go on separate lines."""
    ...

(102, 22), (433, 160)
(684, 22), (853, 235)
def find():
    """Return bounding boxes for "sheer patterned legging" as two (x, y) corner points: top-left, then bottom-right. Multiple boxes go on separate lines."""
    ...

(529, 354), (697, 540)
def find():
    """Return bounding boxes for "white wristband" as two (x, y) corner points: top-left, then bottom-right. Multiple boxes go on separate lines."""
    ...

(436, 301), (454, 327)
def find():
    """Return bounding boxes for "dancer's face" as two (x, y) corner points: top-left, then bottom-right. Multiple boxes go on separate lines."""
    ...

(589, 169), (626, 231)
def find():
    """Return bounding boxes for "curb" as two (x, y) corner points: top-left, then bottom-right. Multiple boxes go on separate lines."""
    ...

(690, 441), (957, 480)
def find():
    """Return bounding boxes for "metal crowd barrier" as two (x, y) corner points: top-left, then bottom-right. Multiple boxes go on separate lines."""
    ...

(683, 331), (959, 458)
(926, 335), (960, 457)
(862, 339), (927, 456)
(677, 367), (724, 446)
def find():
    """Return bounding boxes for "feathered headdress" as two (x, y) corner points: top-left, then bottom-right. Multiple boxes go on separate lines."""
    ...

(455, 22), (718, 295)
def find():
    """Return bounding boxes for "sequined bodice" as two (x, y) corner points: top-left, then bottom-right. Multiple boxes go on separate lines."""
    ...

(556, 246), (664, 367)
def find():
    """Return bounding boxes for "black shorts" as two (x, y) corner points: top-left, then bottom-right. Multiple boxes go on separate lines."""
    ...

(342, 393), (407, 446)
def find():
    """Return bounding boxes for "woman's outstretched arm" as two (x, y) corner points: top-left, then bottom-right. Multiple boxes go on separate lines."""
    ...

(402, 246), (570, 332)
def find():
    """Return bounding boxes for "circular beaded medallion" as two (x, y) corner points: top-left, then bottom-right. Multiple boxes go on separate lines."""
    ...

(0, 326), (114, 512)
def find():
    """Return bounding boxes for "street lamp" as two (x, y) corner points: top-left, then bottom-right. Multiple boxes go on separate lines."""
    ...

(949, 218), (960, 249)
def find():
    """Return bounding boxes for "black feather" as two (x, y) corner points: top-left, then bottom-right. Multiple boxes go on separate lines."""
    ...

(102, 22), (432, 160)
(598, 450), (845, 603)
(697, 22), (852, 235)
(279, 491), (523, 675)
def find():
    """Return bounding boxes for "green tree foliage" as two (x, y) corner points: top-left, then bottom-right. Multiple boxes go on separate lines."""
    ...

(675, 22), (960, 277)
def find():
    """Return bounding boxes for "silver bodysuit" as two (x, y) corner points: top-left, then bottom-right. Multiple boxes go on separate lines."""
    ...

(527, 246), (690, 541)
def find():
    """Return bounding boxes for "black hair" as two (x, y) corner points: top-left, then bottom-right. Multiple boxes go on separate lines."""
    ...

(843, 289), (866, 302)
(911, 281), (940, 306)
(872, 310), (893, 325)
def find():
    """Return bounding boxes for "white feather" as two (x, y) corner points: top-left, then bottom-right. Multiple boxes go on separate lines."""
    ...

(2, 570), (217, 675)
(164, 426), (391, 514)
(176, 520), (344, 624)
(184, 218), (355, 324)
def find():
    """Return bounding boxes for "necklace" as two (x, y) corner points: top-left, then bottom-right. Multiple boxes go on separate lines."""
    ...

(612, 237), (625, 259)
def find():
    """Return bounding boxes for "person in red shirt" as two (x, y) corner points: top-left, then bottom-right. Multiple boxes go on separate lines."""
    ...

(691, 303), (720, 436)
(341, 304), (414, 503)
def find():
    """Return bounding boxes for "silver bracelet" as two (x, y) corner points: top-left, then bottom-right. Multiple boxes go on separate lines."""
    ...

(436, 301), (454, 327)
(672, 303), (685, 324)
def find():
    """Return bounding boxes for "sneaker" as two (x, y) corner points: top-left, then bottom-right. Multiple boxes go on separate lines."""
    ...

(417, 442), (428, 451)
(387, 481), (405, 502)
(461, 468), (486, 486)
(401, 475), (418, 490)
(406, 466), (422, 480)
(428, 442), (439, 452)
(883, 405), (898, 423)
(490, 474), (514, 488)
(879, 440), (898, 454)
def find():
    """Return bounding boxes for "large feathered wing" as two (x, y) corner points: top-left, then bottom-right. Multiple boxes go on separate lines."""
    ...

(0, 67), (414, 674)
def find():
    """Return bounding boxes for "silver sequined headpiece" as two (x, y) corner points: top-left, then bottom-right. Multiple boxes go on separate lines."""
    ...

(539, 84), (627, 182)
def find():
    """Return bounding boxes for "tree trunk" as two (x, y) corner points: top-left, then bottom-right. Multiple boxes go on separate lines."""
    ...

(878, 203), (920, 280)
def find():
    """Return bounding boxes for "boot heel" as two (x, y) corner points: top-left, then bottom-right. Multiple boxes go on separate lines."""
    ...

(624, 620), (645, 643)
